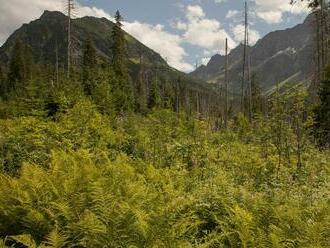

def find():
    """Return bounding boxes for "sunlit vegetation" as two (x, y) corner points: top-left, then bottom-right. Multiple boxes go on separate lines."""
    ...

(0, 6), (329, 248)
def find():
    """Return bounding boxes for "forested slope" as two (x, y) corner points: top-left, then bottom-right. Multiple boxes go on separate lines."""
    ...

(0, 10), (210, 95)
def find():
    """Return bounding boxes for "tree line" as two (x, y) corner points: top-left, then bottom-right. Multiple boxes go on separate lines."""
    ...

(0, 8), (329, 148)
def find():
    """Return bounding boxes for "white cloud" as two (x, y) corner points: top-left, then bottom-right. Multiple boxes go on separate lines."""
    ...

(123, 22), (193, 72)
(231, 24), (261, 45)
(203, 50), (212, 56)
(253, 0), (309, 24)
(0, 0), (61, 45)
(176, 5), (237, 55)
(78, 6), (112, 20)
(215, 0), (227, 3)
(175, 21), (188, 31)
(256, 11), (283, 24)
(201, 57), (211, 65)
(0, 0), (113, 45)
(186, 5), (205, 20)
(226, 10), (240, 19)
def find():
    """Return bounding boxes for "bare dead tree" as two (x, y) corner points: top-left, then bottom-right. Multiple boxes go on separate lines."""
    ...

(241, 1), (248, 113)
(66, 0), (75, 78)
(224, 38), (229, 128)
(246, 15), (252, 122)
(55, 39), (59, 85)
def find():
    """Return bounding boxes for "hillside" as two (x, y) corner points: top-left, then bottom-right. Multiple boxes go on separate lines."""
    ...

(0, 11), (165, 67)
(190, 13), (316, 92)
(0, 11), (209, 92)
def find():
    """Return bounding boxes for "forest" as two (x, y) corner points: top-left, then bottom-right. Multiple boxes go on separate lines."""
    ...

(0, 0), (329, 247)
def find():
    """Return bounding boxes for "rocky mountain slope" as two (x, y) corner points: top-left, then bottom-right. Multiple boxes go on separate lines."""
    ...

(0, 11), (210, 92)
(190, 13), (316, 92)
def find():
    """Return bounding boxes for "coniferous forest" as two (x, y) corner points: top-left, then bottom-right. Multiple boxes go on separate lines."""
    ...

(0, 1), (329, 247)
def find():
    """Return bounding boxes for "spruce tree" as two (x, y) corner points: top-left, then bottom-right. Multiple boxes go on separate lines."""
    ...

(288, 87), (310, 171)
(112, 11), (128, 78)
(175, 77), (182, 113)
(82, 39), (98, 95)
(8, 40), (25, 89)
(148, 79), (161, 109)
(0, 64), (5, 97)
(163, 80), (174, 109)
(269, 87), (293, 175)
(135, 74), (147, 113)
(8, 40), (33, 92)
(111, 10), (133, 113)
(251, 73), (262, 115)
(314, 79), (330, 147)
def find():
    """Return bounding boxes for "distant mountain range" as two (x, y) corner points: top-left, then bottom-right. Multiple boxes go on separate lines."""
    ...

(0, 10), (317, 94)
(0, 10), (210, 93)
(0, 10), (168, 68)
(190, 12), (316, 93)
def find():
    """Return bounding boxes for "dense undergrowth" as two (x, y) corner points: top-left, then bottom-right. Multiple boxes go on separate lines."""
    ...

(0, 98), (329, 247)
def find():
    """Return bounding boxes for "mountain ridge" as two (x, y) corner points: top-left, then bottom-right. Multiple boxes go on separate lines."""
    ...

(0, 10), (167, 67)
(190, 12), (316, 92)
(0, 10), (214, 93)
(0, 10), (316, 94)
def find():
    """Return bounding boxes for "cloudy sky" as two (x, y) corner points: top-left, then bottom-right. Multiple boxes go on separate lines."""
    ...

(0, 0), (310, 72)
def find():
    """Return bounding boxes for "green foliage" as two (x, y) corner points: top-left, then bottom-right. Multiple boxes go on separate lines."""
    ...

(0, 36), (329, 246)
(111, 76), (134, 113)
(135, 72), (147, 113)
(112, 11), (128, 78)
(251, 73), (263, 115)
(268, 87), (296, 172)
(314, 79), (330, 147)
(162, 79), (175, 109)
(8, 40), (34, 93)
(90, 70), (116, 116)
(0, 95), (329, 247)
(82, 39), (98, 95)
(0, 65), (6, 99)
(147, 79), (161, 109)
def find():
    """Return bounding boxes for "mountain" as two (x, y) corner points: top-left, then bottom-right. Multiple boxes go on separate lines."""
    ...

(0, 11), (167, 67)
(190, 13), (316, 93)
(0, 10), (210, 92)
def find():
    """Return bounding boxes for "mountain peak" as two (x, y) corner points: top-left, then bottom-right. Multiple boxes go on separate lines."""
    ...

(190, 12), (315, 91)
(0, 9), (169, 73)
(40, 10), (66, 20)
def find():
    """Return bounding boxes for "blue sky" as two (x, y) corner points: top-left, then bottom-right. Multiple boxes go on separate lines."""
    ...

(0, 0), (310, 72)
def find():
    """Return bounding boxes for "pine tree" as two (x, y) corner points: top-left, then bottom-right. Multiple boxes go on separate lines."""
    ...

(82, 39), (98, 95)
(111, 11), (133, 113)
(8, 40), (33, 92)
(148, 79), (161, 109)
(92, 70), (116, 116)
(269, 86), (293, 175)
(314, 78), (330, 147)
(163, 80), (174, 109)
(289, 87), (310, 170)
(134, 52), (147, 113)
(135, 74), (147, 113)
(0, 64), (5, 97)
(251, 73), (262, 115)
(112, 11), (128, 78)
(175, 77), (181, 113)
(8, 40), (25, 89)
